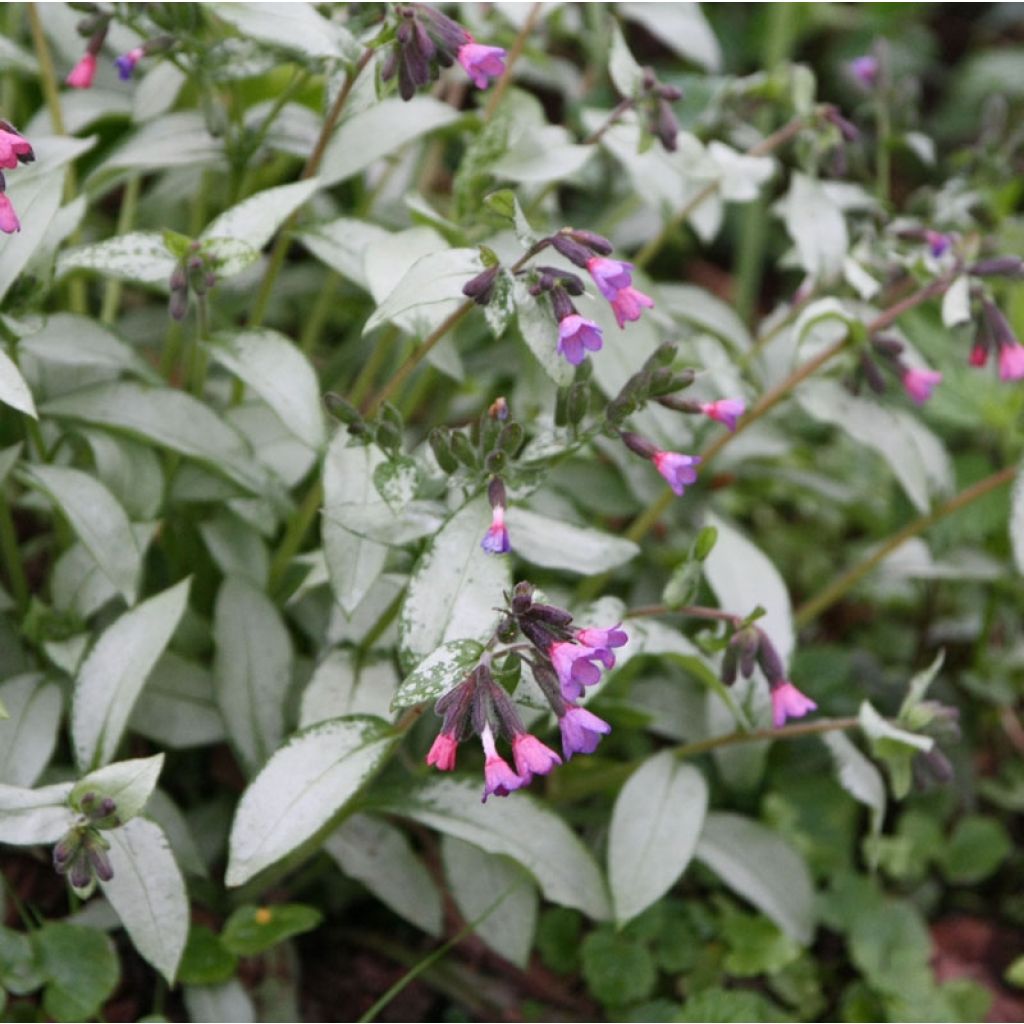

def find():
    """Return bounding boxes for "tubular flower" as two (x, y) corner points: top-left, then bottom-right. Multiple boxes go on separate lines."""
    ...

(115, 47), (145, 80)
(0, 129), (33, 170)
(425, 730), (458, 771)
(557, 313), (604, 365)
(700, 398), (745, 432)
(652, 450), (701, 497)
(550, 640), (607, 701)
(481, 503), (510, 555)
(559, 705), (612, 759)
(457, 39), (507, 89)
(0, 194), (20, 234)
(481, 725), (527, 802)
(586, 256), (635, 301)
(511, 733), (562, 780)
(66, 53), (98, 89)
(969, 342), (989, 367)
(610, 285), (655, 329)
(849, 55), (879, 89)
(998, 342), (1024, 381)
(902, 368), (942, 404)
(770, 680), (818, 728)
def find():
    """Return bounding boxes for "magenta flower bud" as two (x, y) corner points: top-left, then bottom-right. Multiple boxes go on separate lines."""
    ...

(114, 46), (145, 80)
(426, 730), (459, 771)
(511, 733), (562, 780)
(969, 340), (989, 368)
(586, 256), (634, 301)
(770, 680), (817, 728)
(849, 55), (879, 89)
(700, 398), (745, 432)
(998, 342), (1024, 381)
(480, 725), (527, 801)
(901, 367), (942, 404)
(557, 313), (604, 365)
(0, 127), (33, 169)
(652, 450), (701, 497)
(457, 38), (507, 89)
(66, 52), (98, 89)
(559, 704), (612, 759)
(610, 286), (654, 329)
(0, 193), (20, 234)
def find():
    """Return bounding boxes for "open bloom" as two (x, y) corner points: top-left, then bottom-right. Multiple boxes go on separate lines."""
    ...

(701, 398), (745, 432)
(115, 47), (145, 81)
(902, 368), (942, 404)
(610, 286), (654, 329)
(559, 705), (612, 759)
(481, 725), (527, 801)
(457, 39), (506, 89)
(652, 450), (701, 497)
(586, 256), (634, 301)
(850, 55), (879, 89)
(557, 313), (603, 365)
(426, 730), (458, 771)
(998, 342), (1024, 381)
(0, 194), (19, 234)
(481, 504), (510, 555)
(66, 53), (98, 89)
(550, 641), (608, 701)
(770, 681), (817, 728)
(512, 733), (561, 780)
(0, 130), (32, 170)
(575, 625), (628, 654)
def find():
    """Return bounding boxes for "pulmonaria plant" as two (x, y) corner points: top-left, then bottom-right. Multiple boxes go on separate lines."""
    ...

(425, 583), (621, 799)
(0, 121), (34, 234)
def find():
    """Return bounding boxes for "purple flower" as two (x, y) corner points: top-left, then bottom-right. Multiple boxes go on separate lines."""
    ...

(557, 313), (603, 365)
(426, 730), (458, 771)
(652, 450), (701, 497)
(0, 194), (19, 234)
(700, 398), (745, 432)
(512, 733), (562, 780)
(610, 286), (655, 329)
(0, 129), (32, 170)
(66, 53), (97, 89)
(924, 230), (952, 259)
(480, 726), (528, 801)
(575, 625), (628, 652)
(481, 504), (510, 555)
(902, 368), (942, 404)
(559, 705), (612, 759)
(549, 641), (606, 701)
(115, 47), (145, 81)
(457, 39), (507, 89)
(999, 342), (1024, 381)
(586, 256), (634, 301)
(770, 681), (817, 728)
(850, 55), (879, 89)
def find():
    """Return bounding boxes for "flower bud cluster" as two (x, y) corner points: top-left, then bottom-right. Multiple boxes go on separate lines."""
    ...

(52, 791), (120, 898)
(167, 242), (218, 322)
(425, 582), (623, 800)
(0, 121), (35, 234)
(66, 9), (173, 88)
(636, 66), (684, 152)
(854, 333), (944, 405)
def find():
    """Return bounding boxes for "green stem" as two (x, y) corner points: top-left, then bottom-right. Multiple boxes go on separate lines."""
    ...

(100, 176), (141, 325)
(347, 325), (398, 409)
(875, 82), (891, 207)
(188, 293), (210, 397)
(268, 477), (323, 594)
(480, 2), (544, 122)
(0, 493), (29, 615)
(673, 715), (860, 760)
(794, 465), (1018, 627)
(298, 270), (340, 356)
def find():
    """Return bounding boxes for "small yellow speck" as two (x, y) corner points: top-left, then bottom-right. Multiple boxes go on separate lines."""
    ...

(254, 907), (272, 925)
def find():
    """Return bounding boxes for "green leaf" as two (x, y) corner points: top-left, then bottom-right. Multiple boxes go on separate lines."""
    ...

(0, 782), (74, 845)
(373, 777), (611, 920)
(208, 329), (325, 450)
(608, 753), (708, 924)
(373, 456), (419, 513)
(221, 903), (323, 957)
(41, 382), (272, 495)
(695, 812), (815, 944)
(183, 980), (255, 1023)
(177, 926), (238, 986)
(100, 818), (189, 984)
(858, 701), (932, 798)
(608, 21), (645, 97)
(71, 754), (165, 824)
(512, 278), (574, 386)
(201, 179), (320, 252)
(198, 237), (260, 279)
(392, 639), (484, 709)
(899, 650), (946, 720)
(0, 673), (62, 786)
(721, 912), (801, 977)
(777, 172), (848, 282)
(199, 509), (269, 587)
(505, 507), (639, 573)
(214, 576), (292, 775)
(581, 926), (657, 1006)
(226, 716), (396, 887)
(211, 2), (357, 59)
(86, 113), (221, 184)
(300, 652), (398, 726)
(677, 986), (789, 1022)
(938, 815), (1012, 884)
(325, 813), (443, 937)
(320, 98), (461, 186)
(56, 231), (175, 286)
(20, 464), (142, 605)
(0, 924), (44, 995)
(823, 732), (885, 844)
(1012, 460), (1024, 574)
(82, 431), (164, 521)
(0, 347), (36, 420)
(20, 313), (160, 382)
(72, 578), (191, 770)
(297, 217), (390, 288)
(0, 165), (67, 305)
(620, 2), (721, 71)
(398, 496), (512, 672)
(36, 923), (119, 1023)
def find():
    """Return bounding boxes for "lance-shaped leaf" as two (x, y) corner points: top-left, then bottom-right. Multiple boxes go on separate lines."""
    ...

(70, 754), (164, 824)
(0, 782), (75, 845)
(392, 639), (484, 709)
(0, 673), (62, 787)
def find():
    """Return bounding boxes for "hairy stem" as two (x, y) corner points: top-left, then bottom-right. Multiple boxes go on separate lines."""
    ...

(100, 176), (141, 325)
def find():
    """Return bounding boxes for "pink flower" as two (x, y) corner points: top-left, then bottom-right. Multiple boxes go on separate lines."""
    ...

(0, 194), (20, 234)
(559, 705), (612, 759)
(902, 368), (942, 404)
(652, 450), (701, 497)
(770, 681), (817, 728)
(924, 230), (952, 258)
(457, 39), (507, 89)
(0, 130), (32, 170)
(610, 286), (654, 329)
(66, 53), (98, 89)
(115, 47), (145, 81)
(969, 343), (988, 368)
(480, 504), (510, 555)
(557, 313), (603, 365)
(700, 398), (746, 432)
(998, 343), (1024, 381)
(550, 641), (606, 701)
(426, 730), (458, 772)
(512, 733), (561, 779)
(575, 625), (628, 653)
(850, 55), (879, 89)
(586, 256), (634, 301)
(480, 726), (527, 801)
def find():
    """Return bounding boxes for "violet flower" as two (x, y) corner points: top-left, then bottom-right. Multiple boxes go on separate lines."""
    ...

(850, 55), (879, 89)
(481, 504), (510, 555)
(557, 313), (604, 365)
(701, 398), (745, 432)
(549, 640), (607, 701)
(115, 47), (145, 80)
(559, 705), (612, 759)
(652, 450), (701, 497)
(586, 256), (634, 301)
(457, 39), (507, 89)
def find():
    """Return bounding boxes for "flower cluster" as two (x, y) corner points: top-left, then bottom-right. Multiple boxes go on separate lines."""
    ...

(975, 295), (1024, 382)
(0, 122), (35, 234)
(52, 791), (119, 898)
(382, 5), (506, 101)
(721, 626), (816, 728)
(621, 431), (702, 498)
(425, 582), (623, 800)
(65, 11), (173, 89)
(856, 334), (943, 405)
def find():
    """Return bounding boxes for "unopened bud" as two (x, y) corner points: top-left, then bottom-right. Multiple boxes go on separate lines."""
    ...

(861, 354), (887, 395)
(488, 396), (509, 420)
(527, 603), (574, 627)
(731, 627), (760, 679)
(428, 428), (459, 474)
(720, 644), (738, 686)
(970, 256), (1024, 279)
(325, 393), (362, 426)
(497, 422), (523, 455)
(565, 229), (614, 256)
(621, 431), (658, 460)
(511, 580), (534, 614)
(462, 264), (500, 305)
(485, 449), (507, 473)
(755, 631), (786, 685)
(550, 234), (593, 268)
(567, 382), (589, 424)
(654, 98), (680, 152)
(450, 431), (478, 468)
(85, 836), (114, 883)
